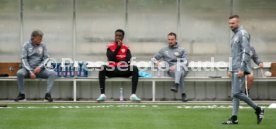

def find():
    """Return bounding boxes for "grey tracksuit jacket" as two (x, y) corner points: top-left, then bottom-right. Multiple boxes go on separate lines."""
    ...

(152, 43), (188, 70)
(229, 26), (258, 116)
(230, 26), (251, 74)
(152, 43), (188, 94)
(21, 41), (49, 72)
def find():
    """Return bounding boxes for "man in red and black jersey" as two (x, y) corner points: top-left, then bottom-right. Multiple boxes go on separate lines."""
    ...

(96, 29), (141, 102)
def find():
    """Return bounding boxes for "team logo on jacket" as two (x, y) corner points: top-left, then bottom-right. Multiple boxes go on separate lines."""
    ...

(28, 48), (33, 52)
(164, 51), (169, 56)
(233, 37), (239, 43)
(249, 50), (253, 57)
(37, 47), (43, 54)
(174, 52), (180, 57)
(121, 49), (126, 53)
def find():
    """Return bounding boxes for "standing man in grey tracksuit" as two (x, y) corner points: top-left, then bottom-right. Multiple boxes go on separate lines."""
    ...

(14, 30), (56, 102)
(152, 32), (188, 102)
(223, 15), (264, 125)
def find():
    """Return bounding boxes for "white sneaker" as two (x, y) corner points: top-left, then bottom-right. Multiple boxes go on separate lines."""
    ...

(130, 94), (141, 102)
(96, 94), (106, 102)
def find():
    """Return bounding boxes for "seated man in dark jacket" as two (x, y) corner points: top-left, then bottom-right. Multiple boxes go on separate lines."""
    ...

(96, 29), (141, 102)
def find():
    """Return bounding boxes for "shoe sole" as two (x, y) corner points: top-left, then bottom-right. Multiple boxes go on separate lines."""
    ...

(14, 99), (27, 102)
(222, 123), (238, 125)
(0, 104), (8, 107)
(130, 100), (141, 103)
(97, 100), (105, 103)
(170, 89), (178, 93)
(44, 99), (53, 102)
(182, 100), (188, 102)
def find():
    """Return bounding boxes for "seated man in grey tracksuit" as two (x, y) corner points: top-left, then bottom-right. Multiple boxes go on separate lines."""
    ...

(14, 30), (56, 102)
(246, 46), (263, 94)
(151, 32), (188, 102)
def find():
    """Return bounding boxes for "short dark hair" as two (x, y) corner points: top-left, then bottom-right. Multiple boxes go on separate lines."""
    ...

(229, 15), (240, 19)
(31, 29), (44, 37)
(115, 29), (125, 37)
(168, 32), (177, 39)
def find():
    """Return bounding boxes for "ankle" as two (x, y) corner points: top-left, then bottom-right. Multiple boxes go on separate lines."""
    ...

(255, 106), (261, 112)
(231, 115), (237, 121)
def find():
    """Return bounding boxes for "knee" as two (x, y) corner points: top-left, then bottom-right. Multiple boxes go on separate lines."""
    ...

(99, 65), (107, 72)
(131, 65), (138, 72)
(17, 70), (26, 77)
(99, 65), (108, 76)
(182, 71), (188, 77)
(232, 92), (241, 98)
(48, 71), (57, 78)
(247, 74), (254, 81)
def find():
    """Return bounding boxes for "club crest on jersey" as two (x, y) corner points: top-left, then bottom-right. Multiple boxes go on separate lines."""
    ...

(249, 50), (253, 56)
(174, 52), (180, 57)
(164, 51), (169, 56)
(234, 37), (239, 43)
(37, 47), (43, 54)
(121, 49), (126, 53)
(28, 48), (33, 52)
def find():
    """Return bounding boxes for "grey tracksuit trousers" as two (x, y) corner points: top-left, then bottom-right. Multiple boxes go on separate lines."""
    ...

(168, 67), (188, 94)
(231, 72), (257, 116)
(17, 68), (56, 94)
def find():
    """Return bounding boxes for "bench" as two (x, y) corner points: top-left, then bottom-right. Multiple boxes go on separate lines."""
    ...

(1, 61), (275, 101)
(1, 76), (276, 102)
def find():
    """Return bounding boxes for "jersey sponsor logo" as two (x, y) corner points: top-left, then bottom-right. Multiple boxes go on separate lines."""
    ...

(116, 55), (126, 58)
(121, 48), (126, 53)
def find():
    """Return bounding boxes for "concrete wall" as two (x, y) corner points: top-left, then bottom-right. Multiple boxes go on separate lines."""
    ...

(0, 0), (276, 62)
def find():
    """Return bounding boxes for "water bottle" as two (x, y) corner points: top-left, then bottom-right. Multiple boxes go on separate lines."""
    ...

(120, 88), (124, 101)
(78, 63), (83, 77)
(69, 64), (75, 77)
(157, 67), (161, 77)
(51, 63), (59, 77)
(63, 63), (69, 78)
(60, 63), (65, 77)
(83, 62), (88, 77)
(74, 62), (79, 77)
(57, 63), (61, 77)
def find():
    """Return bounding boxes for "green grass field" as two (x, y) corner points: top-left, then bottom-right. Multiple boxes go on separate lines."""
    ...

(0, 103), (275, 129)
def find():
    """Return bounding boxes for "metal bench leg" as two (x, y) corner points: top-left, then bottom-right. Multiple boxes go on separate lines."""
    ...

(73, 79), (77, 102)
(152, 80), (156, 102)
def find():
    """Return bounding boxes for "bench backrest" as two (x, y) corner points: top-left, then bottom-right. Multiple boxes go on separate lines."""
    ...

(271, 63), (276, 77)
(0, 63), (20, 76)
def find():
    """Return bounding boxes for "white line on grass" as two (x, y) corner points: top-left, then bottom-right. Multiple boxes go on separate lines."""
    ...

(0, 105), (269, 109)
